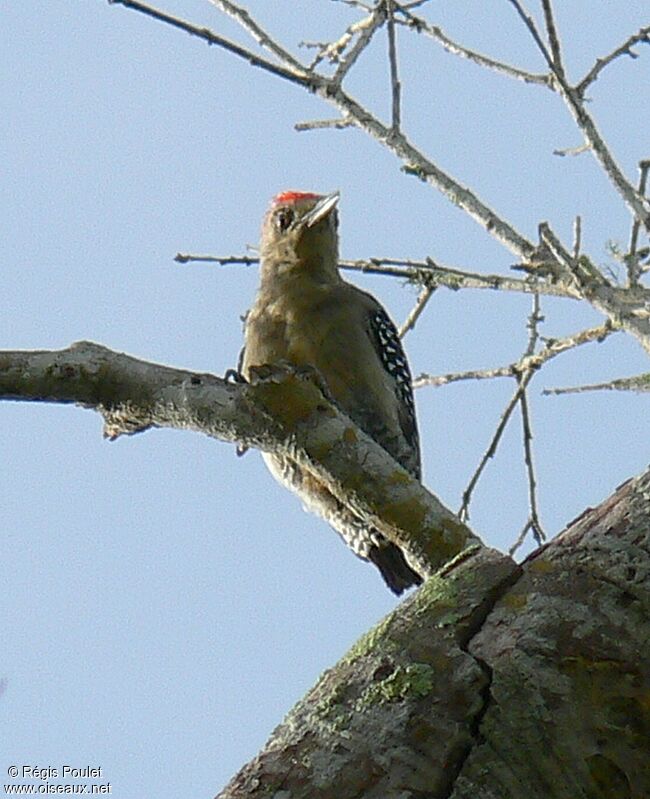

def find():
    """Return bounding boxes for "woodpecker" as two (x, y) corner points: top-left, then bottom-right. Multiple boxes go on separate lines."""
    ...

(241, 190), (422, 594)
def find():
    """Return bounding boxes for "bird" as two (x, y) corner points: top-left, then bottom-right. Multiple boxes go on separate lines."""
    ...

(240, 190), (422, 594)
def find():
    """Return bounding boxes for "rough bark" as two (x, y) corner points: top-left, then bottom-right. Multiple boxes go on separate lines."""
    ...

(217, 470), (650, 799)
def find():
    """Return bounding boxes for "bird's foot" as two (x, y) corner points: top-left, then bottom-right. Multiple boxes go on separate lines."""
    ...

(224, 368), (247, 384)
(247, 361), (334, 403)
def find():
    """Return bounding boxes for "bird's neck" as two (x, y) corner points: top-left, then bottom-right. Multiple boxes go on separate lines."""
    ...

(260, 245), (341, 292)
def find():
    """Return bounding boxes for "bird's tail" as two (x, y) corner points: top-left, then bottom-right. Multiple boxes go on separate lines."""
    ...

(368, 543), (423, 595)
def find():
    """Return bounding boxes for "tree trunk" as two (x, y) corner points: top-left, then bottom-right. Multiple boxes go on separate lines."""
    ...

(217, 469), (650, 798)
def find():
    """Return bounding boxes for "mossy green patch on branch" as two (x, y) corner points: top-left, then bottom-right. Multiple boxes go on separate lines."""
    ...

(355, 663), (435, 710)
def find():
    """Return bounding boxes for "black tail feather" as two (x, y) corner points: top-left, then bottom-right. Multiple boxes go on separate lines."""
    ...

(368, 543), (423, 595)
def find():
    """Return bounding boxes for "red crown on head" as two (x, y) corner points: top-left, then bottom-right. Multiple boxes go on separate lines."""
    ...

(273, 191), (321, 205)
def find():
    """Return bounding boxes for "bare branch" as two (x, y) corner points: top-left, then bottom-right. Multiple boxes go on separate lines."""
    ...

(509, 519), (533, 556)
(515, 384), (546, 550)
(572, 215), (582, 262)
(552, 142), (590, 157)
(108, 0), (313, 88)
(207, 0), (306, 72)
(175, 250), (580, 299)
(540, 0), (564, 78)
(295, 117), (355, 131)
(543, 373), (650, 396)
(454, 301), (613, 528)
(556, 87), (650, 229)
(331, 0), (373, 10)
(341, 257), (579, 298)
(459, 372), (533, 523)
(110, 0), (536, 259)
(507, 0), (650, 229)
(414, 321), (615, 388)
(539, 223), (650, 355)
(0, 342), (481, 575)
(386, 0), (401, 132)
(628, 159), (650, 285)
(174, 252), (259, 266)
(458, 296), (545, 525)
(395, 5), (552, 87)
(524, 293), (543, 356)
(414, 365), (514, 388)
(577, 25), (650, 95)
(398, 283), (436, 338)
(331, 4), (387, 84)
(506, 0), (555, 71)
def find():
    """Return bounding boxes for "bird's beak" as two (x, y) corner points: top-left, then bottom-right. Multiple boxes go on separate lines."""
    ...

(302, 191), (340, 228)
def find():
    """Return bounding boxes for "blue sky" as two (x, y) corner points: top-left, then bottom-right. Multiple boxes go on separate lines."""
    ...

(2, 2), (649, 797)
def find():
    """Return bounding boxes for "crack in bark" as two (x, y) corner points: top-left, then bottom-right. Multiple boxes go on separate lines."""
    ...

(438, 561), (523, 799)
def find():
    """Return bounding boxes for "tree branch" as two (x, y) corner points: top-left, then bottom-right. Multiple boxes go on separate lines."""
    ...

(331, 3), (387, 83)
(413, 320), (615, 389)
(0, 341), (481, 576)
(206, 0), (307, 72)
(507, 0), (650, 229)
(543, 372), (650, 396)
(174, 252), (581, 300)
(395, 4), (553, 87)
(458, 371), (534, 523)
(386, 0), (401, 132)
(539, 223), (650, 355)
(108, 0), (313, 88)
(577, 24), (650, 95)
(109, 0), (536, 259)
(541, 0), (565, 78)
(398, 283), (436, 338)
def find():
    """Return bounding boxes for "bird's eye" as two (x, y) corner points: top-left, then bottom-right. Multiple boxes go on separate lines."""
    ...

(275, 208), (294, 232)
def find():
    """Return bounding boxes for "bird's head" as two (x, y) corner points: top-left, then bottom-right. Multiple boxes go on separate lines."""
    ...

(260, 190), (340, 280)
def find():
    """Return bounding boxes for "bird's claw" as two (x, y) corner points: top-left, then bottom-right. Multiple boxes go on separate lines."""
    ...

(224, 368), (247, 384)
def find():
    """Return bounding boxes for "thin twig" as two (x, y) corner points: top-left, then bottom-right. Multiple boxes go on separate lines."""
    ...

(346, 256), (579, 298)
(572, 216), (582, 262)
(506, 0), (555, 71)
(107, 0), (312, 88)
(295, 117), (355, 131)
(175, 251), (580, 299)
(540, 0), (564, 78)
(544, 373), (650, 396)
(302, 8), (382, 70)
(507, 0), (650, 229)
(514, 384), (546, 551)
(398, 283), (435, 338)
(577, 25), (650, 95)
(539, 222), (609, 290)
(628, 160), (650, 285)
(174, 253), (259, 266)
(459, 294), (546, 530)
(509, 520), (535, 556)
(459, 372), (533, 523)
(386, 0), (401, 133)
(395, 4), (552, 87)
(524, 293), (543, 356)
(553, 142), (590, 157)
(332, 4), (387, 84)
(461, 294), (543, 527)
(331, 0), (373, 10)
(207, 0), (306, 72)
(414, 365), (514, 388)
(414, 320), (614, 388)
(111, 0), (537, 260)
